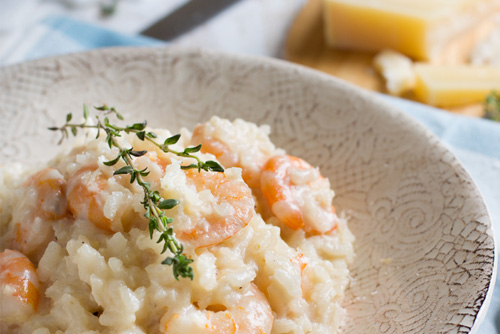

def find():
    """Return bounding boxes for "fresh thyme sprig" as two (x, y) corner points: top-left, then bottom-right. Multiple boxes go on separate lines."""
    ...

(484, 91), (500, 122)
(49, 105), (224, 280)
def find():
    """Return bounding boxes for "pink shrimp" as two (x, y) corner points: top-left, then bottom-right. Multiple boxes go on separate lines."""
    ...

(0, 249), (40, 324)
(191, 123), (268, 189)
(191, 125), (239, 170)
(260, 155), (337, 234)
(176, 169), (255, 248)
(163, 284), (273, 334)
(66, 165), (113, 231)
(12, 168), (67, 257)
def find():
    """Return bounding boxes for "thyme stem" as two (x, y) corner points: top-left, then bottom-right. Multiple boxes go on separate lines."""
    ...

(49, 105), (224, 280)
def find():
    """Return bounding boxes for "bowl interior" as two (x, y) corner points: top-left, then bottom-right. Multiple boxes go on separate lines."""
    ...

(0, 47), (495, 333)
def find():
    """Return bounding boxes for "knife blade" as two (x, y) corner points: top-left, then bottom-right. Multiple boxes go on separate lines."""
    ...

(141, 0), (243, 41)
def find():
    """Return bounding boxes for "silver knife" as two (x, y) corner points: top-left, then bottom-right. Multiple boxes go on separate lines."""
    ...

(141, 0), (243, 41)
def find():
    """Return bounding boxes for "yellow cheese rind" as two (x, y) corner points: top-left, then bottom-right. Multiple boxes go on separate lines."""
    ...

(323, 0), (500, 61)
(413, 64), (500, 107)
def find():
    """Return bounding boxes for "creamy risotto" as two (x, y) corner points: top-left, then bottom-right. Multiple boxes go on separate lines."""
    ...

(0, 115), (354, 334)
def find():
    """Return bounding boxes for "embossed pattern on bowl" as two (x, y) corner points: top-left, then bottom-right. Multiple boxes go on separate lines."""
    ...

(0, 47), (495, 333)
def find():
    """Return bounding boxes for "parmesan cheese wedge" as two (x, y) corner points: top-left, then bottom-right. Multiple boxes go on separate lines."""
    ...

(373, 50), (415, 96)
(413, 64), (500, 107)
(471, 25), (500, 65)
(323, 0), (500, 61)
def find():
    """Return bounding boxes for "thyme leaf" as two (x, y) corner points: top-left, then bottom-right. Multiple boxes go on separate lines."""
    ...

(484, 91), (500, 122)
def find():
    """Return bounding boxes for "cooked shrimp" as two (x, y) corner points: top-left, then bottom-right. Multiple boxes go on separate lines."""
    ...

(163, 284), (273, 334)
(134, 151), (172, 184)
(176, 169), (255, 248)
(66, 165), (137, 232)
(191, 118), (281, 189)
(26, 168), (67, 219)
(12, 168), (67, 257)
(261, 155), (338, 234)
(193, 134), (259, 188)
(66, 165), (112, 231)
(191, 125), (239, 169)
(0, 249), (40, 324)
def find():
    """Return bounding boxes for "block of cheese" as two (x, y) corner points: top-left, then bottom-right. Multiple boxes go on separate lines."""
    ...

(413, 64), (500, 107)
(373, 50), (415, 96)
(323, 0), (500, 61)
(471, 26), (500, 65)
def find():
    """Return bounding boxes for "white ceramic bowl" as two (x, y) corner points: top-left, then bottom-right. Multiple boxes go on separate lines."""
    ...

(0, 47), (495, 333)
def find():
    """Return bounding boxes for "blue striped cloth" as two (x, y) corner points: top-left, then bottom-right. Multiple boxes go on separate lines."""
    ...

(3, 15), (500, 333)
(0, 16), (162, 64)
